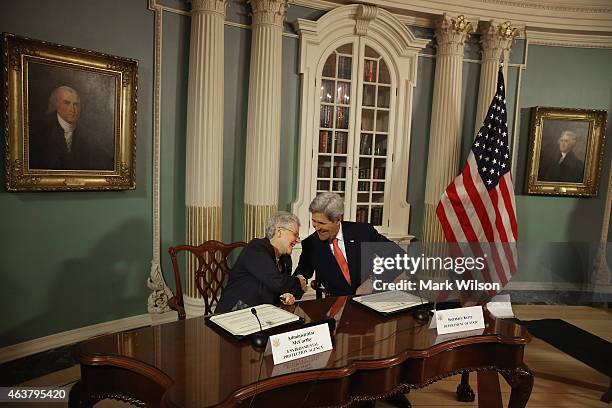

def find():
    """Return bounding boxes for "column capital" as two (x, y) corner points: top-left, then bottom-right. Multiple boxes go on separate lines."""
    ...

(435, 14), (475, 56)
(249, 0), (288, 27)
(480, 20), (520, 61)
(190, 0), (227, 16)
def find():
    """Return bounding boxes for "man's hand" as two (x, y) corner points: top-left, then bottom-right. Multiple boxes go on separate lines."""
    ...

(356, 278), (374, 295)
(280, 293), (296, 305)
(296, 275), (308, 292)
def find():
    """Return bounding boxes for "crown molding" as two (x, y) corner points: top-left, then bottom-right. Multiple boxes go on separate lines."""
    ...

(527, 29), (612, 48)
(289, 0), (612, 33)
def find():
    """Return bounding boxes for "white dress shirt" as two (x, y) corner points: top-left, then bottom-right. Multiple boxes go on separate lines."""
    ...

(328, 223), (347, 260)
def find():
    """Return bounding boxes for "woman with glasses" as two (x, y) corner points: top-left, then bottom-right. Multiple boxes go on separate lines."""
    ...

(215, 211), (308, 313)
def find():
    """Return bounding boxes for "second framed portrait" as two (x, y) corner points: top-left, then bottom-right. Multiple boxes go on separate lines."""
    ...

(4, 33), (138, 191)
(525, 107), (607, 197)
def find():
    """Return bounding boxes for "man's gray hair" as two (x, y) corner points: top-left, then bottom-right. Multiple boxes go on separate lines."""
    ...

(309, 192), (344, 221)
(265, 211), (301, 239)
(559, 130), (577, 145)
(47, 86), (80, 114)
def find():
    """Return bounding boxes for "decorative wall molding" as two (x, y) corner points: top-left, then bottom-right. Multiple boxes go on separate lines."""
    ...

(0, 312), (177, 364)
(290, 0), (612, 34)
(146, 0), (174, 314)
(526, 30), (612, 49)
(505, 281), (612, 293)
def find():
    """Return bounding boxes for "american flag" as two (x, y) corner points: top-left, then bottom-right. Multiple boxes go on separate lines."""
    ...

(436, 69), (518, 287)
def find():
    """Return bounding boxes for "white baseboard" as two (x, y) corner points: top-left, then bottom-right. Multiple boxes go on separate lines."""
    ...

(505, 281), (612, 293)
(0, 311), (178, 364)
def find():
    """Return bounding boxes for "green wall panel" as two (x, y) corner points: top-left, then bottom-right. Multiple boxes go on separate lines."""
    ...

(223, 26), (251, 242)
(160, 11), (190, 289)
(512, 45), (612, 282)
(0, 0), (155, 345)
(280, 36), (300, 213)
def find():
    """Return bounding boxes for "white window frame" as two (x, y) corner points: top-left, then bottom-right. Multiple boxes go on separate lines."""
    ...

(292, 4), (428, 240)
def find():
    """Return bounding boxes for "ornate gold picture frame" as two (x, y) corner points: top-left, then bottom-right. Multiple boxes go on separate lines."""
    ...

(3, 33), (137, 191)
(526, 106), (607, 197)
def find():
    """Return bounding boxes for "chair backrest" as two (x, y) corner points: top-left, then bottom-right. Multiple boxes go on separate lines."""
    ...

(168, 240), (247, 318)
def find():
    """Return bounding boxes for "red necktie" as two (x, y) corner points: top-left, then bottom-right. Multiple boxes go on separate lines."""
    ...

(327, 296), (347, 319)
(333, 238), (351, 286)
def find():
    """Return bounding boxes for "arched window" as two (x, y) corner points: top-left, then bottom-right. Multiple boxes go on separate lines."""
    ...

(316, 43), (394, 227)
(293, 5), (428, 239)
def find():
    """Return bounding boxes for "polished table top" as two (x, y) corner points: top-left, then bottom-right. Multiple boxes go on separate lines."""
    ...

(76, 297), (529, 407)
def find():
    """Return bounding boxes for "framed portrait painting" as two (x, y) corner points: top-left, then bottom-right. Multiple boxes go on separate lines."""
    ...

(3, 33), (137, 191)
(526, 107), (607, 197)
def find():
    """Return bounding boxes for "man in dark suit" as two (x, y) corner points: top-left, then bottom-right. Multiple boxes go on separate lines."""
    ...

(540, 130), (584, 183)
(29, 85), (113, 170)
(294, 192), (397, 296)
(216, 212), (308, 313)
(295, 193), (412, 407)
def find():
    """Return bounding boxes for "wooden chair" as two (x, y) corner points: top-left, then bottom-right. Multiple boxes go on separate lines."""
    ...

(168, 240), (246, 319)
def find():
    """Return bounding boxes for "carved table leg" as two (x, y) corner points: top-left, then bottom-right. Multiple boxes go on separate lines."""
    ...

(456, 372), (475, 402)
(69, 381), (93, 408)
(601, 378), (612, 403)
(500, 365), (534, 408)
(385, 392), (411, 408)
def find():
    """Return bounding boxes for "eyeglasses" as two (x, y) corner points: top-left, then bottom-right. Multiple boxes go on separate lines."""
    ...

(278, 226), (300, 240)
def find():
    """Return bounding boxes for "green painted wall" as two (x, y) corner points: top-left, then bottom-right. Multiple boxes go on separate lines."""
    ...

(160, 10), (190, 291)
(2, 0), (610, 349)
(511, 45), (612, 282)
(0, 0), (189, 346)
(223, 25), (250, 242)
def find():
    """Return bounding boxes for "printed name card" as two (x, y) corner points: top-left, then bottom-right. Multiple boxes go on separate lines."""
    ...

(431, 305), (485, 335)
(269, 323), (333, 365)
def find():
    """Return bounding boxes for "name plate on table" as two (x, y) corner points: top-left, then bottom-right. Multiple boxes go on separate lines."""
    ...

(269, 323), (332, 365)
(431, 305), (485, 335)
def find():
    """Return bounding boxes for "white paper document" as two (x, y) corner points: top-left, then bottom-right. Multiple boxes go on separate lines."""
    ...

(353, 290), (425, 314)
(486, 294), (515, 318)
(209, 304), (300, 337)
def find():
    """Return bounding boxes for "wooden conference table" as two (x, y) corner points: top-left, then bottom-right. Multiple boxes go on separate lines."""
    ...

(70, 297), (533, 407)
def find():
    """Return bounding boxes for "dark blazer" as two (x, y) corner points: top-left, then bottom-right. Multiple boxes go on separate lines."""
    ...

(29, 114), (113, 170)
(540, 150), (584, 183)
(294, 221), (394, 296)
(215, 238), (303, 313)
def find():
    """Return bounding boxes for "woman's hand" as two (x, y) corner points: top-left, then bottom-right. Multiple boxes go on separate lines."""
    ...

(280, 293), (296, 305)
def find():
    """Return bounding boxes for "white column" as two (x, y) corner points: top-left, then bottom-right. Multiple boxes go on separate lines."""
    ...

(423, 14), (474, 243)
(475, 20), (519, 126)
(184, 0), (226, 316)
(243, 0), (288, 240)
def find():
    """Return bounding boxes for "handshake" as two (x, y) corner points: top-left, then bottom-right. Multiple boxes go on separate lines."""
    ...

(279, 275), (308, 306)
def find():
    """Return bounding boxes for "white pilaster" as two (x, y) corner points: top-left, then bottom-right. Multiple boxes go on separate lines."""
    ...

(475, 20), (519, 126)
(184, 0), (226, 315)
(423, 14), (474, 243)
(243, 0), (288, 240)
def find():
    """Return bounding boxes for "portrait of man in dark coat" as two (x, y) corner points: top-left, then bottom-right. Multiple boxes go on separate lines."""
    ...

(29, 85), (114, 171)
(538, 130), (585, 183)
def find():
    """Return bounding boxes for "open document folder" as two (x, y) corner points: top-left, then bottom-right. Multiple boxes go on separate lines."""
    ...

(352, 290), (427, 315)
(208, 304), (300, 338)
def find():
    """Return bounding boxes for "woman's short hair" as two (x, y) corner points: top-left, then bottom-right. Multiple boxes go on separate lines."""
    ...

(308, 192), (344, 221)
(265, 211), (300, 239)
